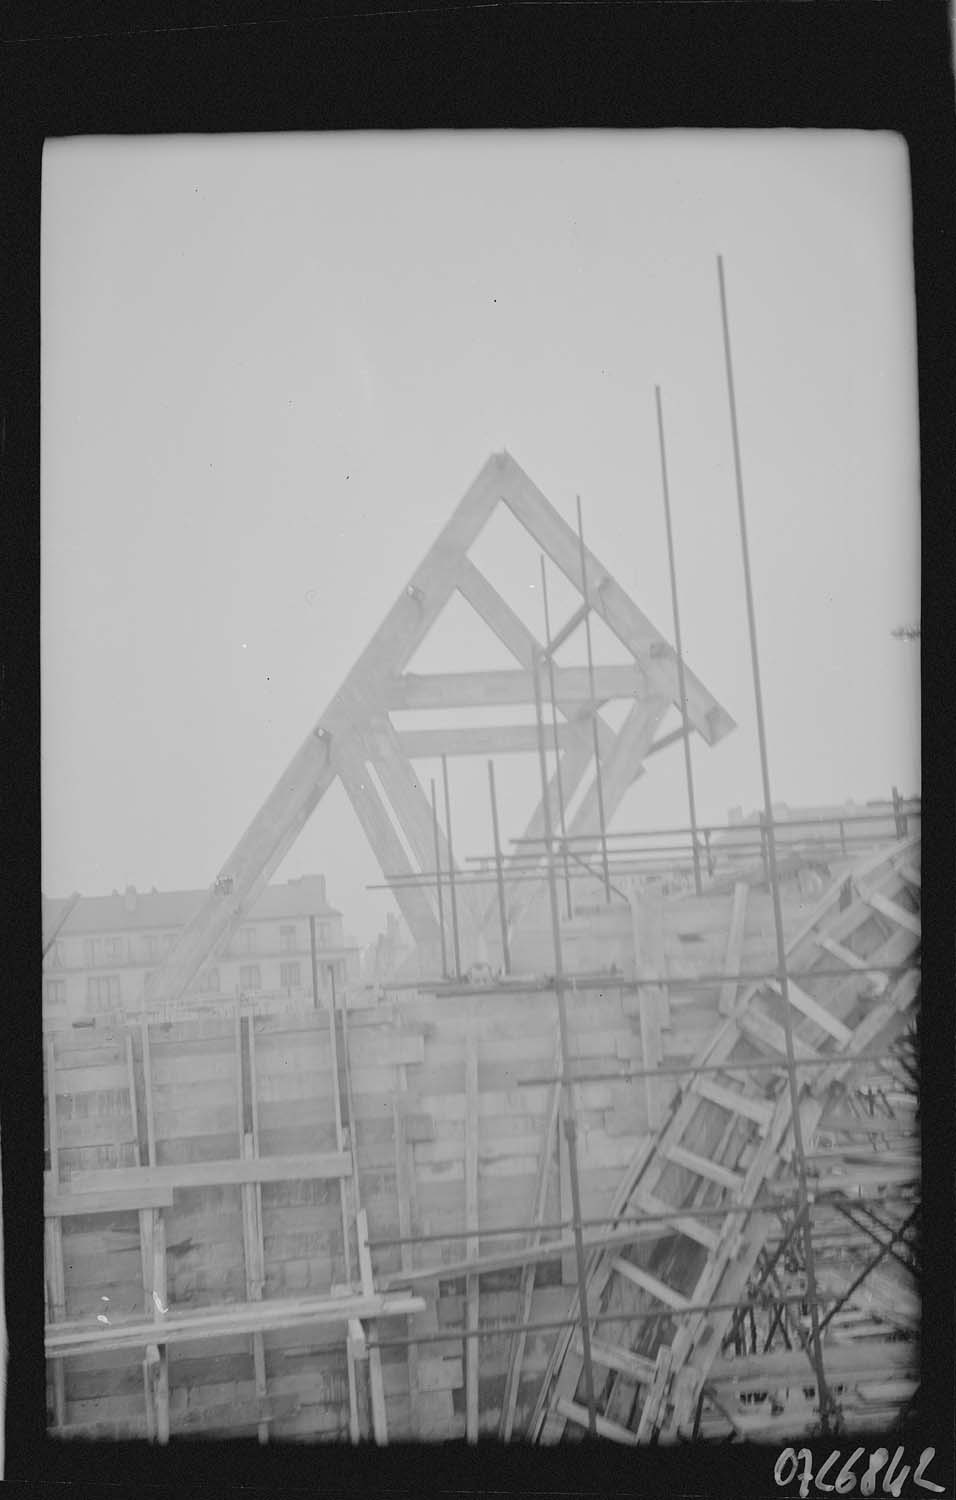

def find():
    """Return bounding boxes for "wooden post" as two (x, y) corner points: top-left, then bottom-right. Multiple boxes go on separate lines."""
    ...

(630, 894), (665, 1129)
(464, 1033), (480, 1442)
(500, 1026), (563, 1440)
(357, 1209), (388, 1444)
(238, 1012), (270, 1444)
(140, 1017), (156, 1167)
(146, 1209), (170, 1444)
(719, 883), (749, 1016)
(44, 1037), (66, 1428)
(392, 1066), (420, 1436)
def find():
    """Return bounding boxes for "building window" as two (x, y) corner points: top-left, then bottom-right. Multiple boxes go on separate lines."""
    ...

(163, 932), (178, 954)
(145, 934), (164, 962)
(239, 964), (261, 992)
(47, 941), (64, 970)
(280, 961), (301, 990)
(44, 978), (66, 1006)
(87, 974), (120, 1010)
(280, 924), (297, 953)
(238, 928), (256, 954)
(105, 936), (126, 963)
(83, 938), (101, 968)
(199, 967), (221, 994)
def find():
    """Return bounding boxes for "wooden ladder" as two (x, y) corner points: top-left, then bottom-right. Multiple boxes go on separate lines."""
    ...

(529, 837), (921, 1444)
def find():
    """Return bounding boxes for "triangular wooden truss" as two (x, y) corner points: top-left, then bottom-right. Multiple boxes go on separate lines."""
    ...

(145, 452), (735, 1008)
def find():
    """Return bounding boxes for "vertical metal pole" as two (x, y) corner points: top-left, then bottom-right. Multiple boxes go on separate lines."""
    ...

(441, 755), (462, 979)
(430, 778), (449, 979)
(575, 495), (612, 905)
(309, 914), (321, 1011)
(717, 253), (836, 1434)
(487, 759), (512, 976)
(655, 386), (702, 896)
(531, 649), (598, 1435)
(539, 555), (575, 919)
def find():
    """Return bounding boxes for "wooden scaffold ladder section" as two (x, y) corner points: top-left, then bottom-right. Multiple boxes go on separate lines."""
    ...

(528, 836), (921, 1444)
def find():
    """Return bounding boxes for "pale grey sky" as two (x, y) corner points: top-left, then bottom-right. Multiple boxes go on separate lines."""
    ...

(41, 132), (920, 942)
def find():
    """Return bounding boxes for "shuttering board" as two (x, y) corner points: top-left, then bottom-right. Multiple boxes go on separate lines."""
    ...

(43, 851), (917, 1444)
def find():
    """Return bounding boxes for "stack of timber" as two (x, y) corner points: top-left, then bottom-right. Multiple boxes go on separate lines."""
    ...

(44, 839), (919, 1444)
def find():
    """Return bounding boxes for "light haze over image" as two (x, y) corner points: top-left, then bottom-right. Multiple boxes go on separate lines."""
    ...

(41, 131), (920, 943)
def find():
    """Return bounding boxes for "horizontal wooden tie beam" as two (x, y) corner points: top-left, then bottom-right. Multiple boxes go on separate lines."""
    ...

(60, 1151), (353, 1196)
(385, 664), (645, 710)
(47, 1290), (428, 1357)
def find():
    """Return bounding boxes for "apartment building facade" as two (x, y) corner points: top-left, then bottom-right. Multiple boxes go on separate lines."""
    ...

(42, 875), (359, 1024)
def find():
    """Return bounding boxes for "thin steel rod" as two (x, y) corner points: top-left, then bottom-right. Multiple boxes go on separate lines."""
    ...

(487, 759), (512, 976)
(815, 1209), (920, 1336)
(357, 963), (915, 996)
(365, 1188), (916, 1250)
(531, 647), (598, 1435)
(575, 494), (612, 904)
(718, 251), (834, 1433)
(309, 914), (321, 1011)
(516, 1044), (913, 1088)
(430, 778), (449, 980)
(656, 384), (702, 896)
(441, 755), (462, 978)
(512, 802), (920, 842)
(540, 554), (574, 919)
(363, 1292), (848, 1352)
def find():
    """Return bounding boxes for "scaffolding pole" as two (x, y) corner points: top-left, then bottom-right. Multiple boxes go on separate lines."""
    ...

(717, 251), (835, 1433)
(540, 554), (574, 918)
(440, 755), (462, 978)
(575, 495), (612, 904)
(655, 384), (702, 895)
(531, 646), (598, 1435)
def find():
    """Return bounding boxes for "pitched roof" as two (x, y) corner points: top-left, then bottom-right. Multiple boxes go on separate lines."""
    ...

(42, 876), (340, 938)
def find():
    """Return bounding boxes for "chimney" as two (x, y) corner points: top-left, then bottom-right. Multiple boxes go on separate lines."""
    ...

(124, 885), (137, 913)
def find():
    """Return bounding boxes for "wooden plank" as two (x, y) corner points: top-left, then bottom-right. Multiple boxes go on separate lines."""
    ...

(581, 1337), (657, 1387)
(454, 555), (538, 670)
(719, 883), (749, 1015)
(44, 1038), (67, 1428)
(46, 1186), (176, 1217)
(610, 1257), (690, 1312)
(818, 935), (869, 971)
(499, 1027), (562, 1440)
(47, 1289), (428, 1357)
(464, 1032), (480, 1444)
(398, 724), (574, 759)
(767, 980), (853, 1045)
(68, 1152), (352, 1194)
(392, 1064), (418, 1437)
(357, 1208), (388, 1445)
(556, 1397), (638, 1445)
(690, 1077), (774, 1128)
(147, 1209), (170, 1443)
(631, 1188), (719, 1252)
(664, 1143), (745, 1192)
(384, 664), (645, 711)
(337, 738), (440, 949)
(630, 893), (665, 1129)
(865, 890), (921, 937)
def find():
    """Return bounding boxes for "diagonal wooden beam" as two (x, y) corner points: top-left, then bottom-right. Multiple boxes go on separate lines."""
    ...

(497, 455), (735, 744)
(336, 739), (441, 950)
(455, 556), (539, 669)
(364, 718), (485, 939)
(563, 697), (670, 843)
